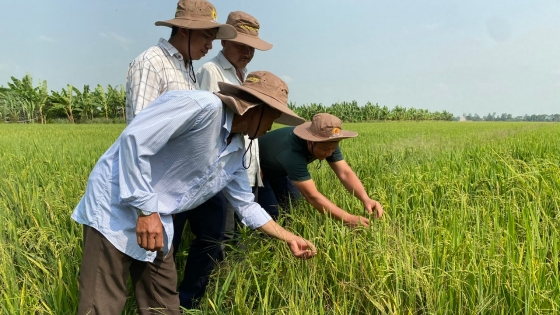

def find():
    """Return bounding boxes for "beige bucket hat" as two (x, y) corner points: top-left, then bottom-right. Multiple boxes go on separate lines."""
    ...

(155, 0), (237, 40)
(214, 71), (304, 126)
(294, 113), (358, 142)
(225, 11), (272, 51)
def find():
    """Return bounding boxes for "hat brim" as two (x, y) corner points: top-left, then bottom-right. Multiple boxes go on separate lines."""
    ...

(226, 33), (272, 51)
(216, 82), (304, 126)
(293, 122), (358, 142)
(214, 92), (259, 116)
(155, 19), (237, 40)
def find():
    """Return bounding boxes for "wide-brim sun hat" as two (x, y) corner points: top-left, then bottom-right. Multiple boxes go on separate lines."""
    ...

(225, 11), (272, 51)
(155, 0), (237, 40)
(214, 71), (304, 126)
(294, 113), (358, 142)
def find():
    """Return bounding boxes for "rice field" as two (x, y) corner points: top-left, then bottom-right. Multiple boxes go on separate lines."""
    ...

(1, 122), (559, 314)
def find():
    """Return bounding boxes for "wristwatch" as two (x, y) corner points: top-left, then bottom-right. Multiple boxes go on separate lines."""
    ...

(136, 208), (152, 217)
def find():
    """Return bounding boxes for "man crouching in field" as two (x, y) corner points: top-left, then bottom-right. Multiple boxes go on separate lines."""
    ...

(71, 71), (316, 315)
(257, 113), (384, 226)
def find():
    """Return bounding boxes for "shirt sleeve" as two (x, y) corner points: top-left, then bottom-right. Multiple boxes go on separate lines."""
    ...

(118, 93), (219, 214)
(125, 57), (162, 124)
(196, 64), (222, 93)
(326, 147), (344, 162)
(222, 159), (272, 229)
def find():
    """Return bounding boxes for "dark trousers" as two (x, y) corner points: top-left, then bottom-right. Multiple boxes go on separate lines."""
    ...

(172, 192), (227, 309)
(78, 226), (180, 315)
(257, 176), (302, 220)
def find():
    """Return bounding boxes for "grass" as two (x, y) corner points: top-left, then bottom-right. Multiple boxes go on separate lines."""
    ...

(1, 122), (559, 314)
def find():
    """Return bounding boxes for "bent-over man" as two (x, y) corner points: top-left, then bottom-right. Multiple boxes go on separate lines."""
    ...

(257, 113), (384, 227)
(72, 71), (316, 315)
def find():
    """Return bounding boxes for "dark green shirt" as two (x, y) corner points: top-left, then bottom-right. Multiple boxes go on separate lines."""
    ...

(258, 127), (344, 181)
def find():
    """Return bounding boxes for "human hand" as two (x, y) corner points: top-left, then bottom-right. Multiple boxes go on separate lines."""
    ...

(364, 199), (384, 219)
(136, 213), (164, 251)
(343, 214), (370, 228)
(286, 237), (317, 259)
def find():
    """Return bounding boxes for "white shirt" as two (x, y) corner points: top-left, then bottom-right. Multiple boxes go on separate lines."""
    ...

(125, 38), (196, 124)
(197, 51), (262, 187)
(72, 90), (272, 262)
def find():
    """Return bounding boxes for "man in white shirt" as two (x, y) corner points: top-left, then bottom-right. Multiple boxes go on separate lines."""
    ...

(125, 0), (236, 123)
(73, 71), (316, 315)
(196, 11), (272, 189)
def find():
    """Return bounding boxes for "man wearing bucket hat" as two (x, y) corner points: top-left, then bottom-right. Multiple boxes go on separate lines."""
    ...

(174, 11), (273, 308)
(195, 10), (272, 196)
(72, 71), (316, 314)
(257, 113), (384, 227)
(197, 11), (272, 90)
(125, 0), (237, 124)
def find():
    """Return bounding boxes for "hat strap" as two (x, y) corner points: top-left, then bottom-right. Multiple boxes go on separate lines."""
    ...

(242, 105), (266, 170)
(186, 30), (196, 84)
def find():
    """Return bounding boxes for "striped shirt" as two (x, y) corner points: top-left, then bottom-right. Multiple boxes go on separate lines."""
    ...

(125, 38), (196, 124)
(72, 90), (272, 262)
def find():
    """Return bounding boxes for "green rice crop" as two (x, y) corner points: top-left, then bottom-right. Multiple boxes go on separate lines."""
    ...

(1, 122), (559, 314)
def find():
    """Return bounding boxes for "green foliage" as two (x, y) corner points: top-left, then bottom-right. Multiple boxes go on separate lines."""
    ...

(0, 75), (126, 123)
(289, 101), (455, 122)
(1, 122), (559, 314)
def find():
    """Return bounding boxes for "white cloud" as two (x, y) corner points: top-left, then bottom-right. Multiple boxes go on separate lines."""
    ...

(38, 35), (56, 43)
(99, 32), (133, 51)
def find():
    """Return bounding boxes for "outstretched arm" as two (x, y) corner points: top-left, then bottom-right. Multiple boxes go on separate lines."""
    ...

(258, 220), (317, 259)
(329, 160), (384, 218)
(223, 164), (316, 259)
(292, 179), (371, 227)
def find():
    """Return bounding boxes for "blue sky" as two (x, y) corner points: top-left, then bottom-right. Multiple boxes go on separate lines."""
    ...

(1, 0), (559, 116)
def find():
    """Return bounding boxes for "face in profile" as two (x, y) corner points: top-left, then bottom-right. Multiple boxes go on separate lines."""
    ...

(308, 141), (340, 160)
(178, 28), (218, 60)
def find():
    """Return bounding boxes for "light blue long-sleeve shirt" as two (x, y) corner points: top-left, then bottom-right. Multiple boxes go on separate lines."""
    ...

(72, 90), (272, 262)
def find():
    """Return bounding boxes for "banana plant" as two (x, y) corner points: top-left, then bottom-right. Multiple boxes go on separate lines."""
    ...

(49, 84), (77, 123)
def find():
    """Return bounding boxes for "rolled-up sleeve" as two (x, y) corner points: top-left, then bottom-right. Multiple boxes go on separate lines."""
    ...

(222, 165), (272, 229)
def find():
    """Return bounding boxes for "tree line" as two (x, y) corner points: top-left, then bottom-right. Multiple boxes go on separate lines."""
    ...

(2, 74), (555, 124)
(461, 112), (560, 122)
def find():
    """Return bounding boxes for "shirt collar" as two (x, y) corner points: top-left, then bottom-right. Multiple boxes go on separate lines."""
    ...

(216, 51), (247, 78)
(158, 38), (183, 60)
(221, 106), (244, 153)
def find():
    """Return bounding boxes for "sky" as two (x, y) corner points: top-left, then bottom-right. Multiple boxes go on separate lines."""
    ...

(1, 0), (559, 117)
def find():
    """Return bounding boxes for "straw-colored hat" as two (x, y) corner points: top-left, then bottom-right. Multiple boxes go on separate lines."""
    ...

(155, 0), (237, 40)
(214, 71), (304, 126)
(225, 11), (272, 51)
(294, 113), (358, 142)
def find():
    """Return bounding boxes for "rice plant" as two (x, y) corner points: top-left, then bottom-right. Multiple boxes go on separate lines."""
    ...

(1, 122), (559, 314)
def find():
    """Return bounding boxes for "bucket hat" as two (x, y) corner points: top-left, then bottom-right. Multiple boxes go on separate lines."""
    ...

(225, 11), (272, 51)
(155, 0), (237, 40)
(294, 113), (358, 142)
(214, 71), (304, 126)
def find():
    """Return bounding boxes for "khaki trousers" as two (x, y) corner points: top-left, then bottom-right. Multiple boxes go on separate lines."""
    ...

(77, 226), (180, 315)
